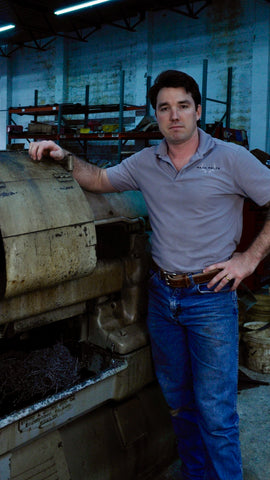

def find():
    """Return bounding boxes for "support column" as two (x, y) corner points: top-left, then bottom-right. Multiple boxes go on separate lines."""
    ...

(55, 37), (68, 103)
(0, 57), (11, 150)
(250, 3), (270, 151)
(266, 14), (270, 154)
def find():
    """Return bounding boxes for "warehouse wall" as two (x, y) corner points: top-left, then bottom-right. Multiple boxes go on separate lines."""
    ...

(0, 0), (270, 152)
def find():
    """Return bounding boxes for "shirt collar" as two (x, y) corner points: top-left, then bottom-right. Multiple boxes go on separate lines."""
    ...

(155, 128), (215, 163)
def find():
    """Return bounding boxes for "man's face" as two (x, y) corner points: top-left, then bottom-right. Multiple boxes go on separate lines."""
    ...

(155, 87), (201, 145)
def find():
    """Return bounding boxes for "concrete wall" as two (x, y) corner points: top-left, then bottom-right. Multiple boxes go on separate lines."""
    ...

(0, 0), (270, 151)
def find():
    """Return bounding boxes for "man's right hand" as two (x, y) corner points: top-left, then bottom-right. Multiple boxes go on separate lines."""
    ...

(29, 140), (66, 163)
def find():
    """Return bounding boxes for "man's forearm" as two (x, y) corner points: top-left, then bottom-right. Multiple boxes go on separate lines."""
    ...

(243, 205), (270, 269)
(29, 140), (116, 193)
(63, 150), (116, 193)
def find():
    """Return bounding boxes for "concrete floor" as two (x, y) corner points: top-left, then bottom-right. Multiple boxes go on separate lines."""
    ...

(154, 365), (270, 480)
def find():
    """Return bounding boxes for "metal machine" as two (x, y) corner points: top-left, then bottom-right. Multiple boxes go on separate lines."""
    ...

(0, 151), (176, 480)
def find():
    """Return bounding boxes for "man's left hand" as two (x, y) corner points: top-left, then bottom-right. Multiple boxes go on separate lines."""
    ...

(203, 252), (257, 292)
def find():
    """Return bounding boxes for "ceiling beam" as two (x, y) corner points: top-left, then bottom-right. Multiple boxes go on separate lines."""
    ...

(0, 0), (213, 56)
(169, 0), (212, 19)
(109, 11), (145, 32)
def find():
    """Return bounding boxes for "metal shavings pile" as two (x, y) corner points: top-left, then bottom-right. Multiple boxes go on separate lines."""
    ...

(0, 343), (80, 416)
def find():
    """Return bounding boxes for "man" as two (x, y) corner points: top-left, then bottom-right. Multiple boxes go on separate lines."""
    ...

(29, 70), (270, 480)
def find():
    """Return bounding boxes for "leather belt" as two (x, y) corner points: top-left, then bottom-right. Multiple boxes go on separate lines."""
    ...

(151, 260), (221, 288)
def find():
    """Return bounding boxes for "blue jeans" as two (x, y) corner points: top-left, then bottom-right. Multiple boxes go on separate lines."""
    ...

(147, 271), (243, 480)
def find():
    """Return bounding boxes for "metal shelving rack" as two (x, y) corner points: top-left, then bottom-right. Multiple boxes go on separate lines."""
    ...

(7, 71), (161, 162)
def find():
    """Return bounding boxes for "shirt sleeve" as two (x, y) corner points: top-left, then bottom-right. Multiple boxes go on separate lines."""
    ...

(230, 146), (270, 206)
(106, 153), (140, 192)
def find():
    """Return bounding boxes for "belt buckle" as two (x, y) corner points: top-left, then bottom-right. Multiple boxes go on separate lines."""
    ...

(163, 271), (177, 286)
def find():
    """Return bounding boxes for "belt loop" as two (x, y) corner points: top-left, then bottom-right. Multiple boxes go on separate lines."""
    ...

(183, 274), (191, 288)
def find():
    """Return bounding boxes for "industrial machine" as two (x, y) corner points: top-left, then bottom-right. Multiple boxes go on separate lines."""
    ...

(0, 151), (176, 480)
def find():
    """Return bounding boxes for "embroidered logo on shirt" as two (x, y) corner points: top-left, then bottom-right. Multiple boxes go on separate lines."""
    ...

(197, 165), (220, 174)
(197, 166), (220, 170)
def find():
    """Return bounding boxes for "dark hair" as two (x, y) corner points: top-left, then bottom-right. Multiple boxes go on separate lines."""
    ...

(148, 70), (201, 110)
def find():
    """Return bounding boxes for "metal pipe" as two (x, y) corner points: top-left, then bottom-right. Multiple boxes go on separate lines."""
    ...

(226, 66), (232, 129)
(118, 70), (125, 163)
(146, 75), (152, 116)
(201, 59), (208, 131)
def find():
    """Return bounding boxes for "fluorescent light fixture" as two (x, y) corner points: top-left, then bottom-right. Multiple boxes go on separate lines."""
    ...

(0, 24), (15, 33)
(54, 0), (111, 15)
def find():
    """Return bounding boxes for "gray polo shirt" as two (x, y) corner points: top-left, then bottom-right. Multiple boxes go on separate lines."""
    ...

(106, 128), (270, 272)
